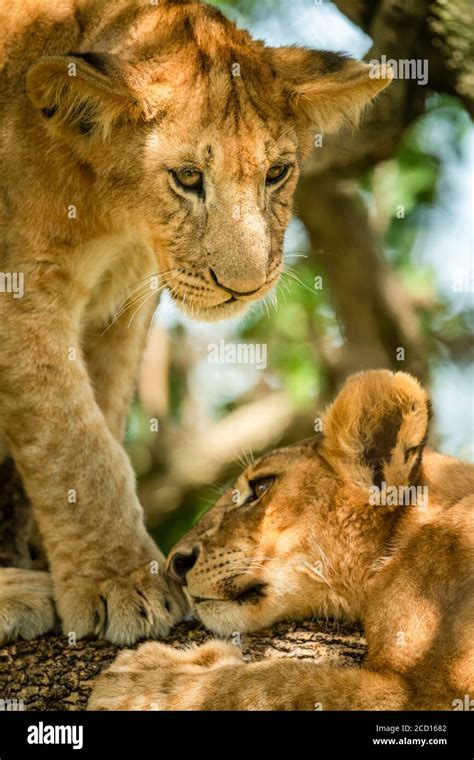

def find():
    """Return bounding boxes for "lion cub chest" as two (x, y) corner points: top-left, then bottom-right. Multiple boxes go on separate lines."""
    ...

(77, 233), (157, 328)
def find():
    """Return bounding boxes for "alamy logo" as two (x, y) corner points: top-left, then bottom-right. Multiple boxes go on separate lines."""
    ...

(452, 275), (474, 293)
(369, 55), (428, 86)
(0, 271), (24, 298)
(208, 339), (267, 370)
(27, 722), (84, 750)
(452, 695), (474, 711)
(0, 698), (25, 711)
(369, 482), (429, 510)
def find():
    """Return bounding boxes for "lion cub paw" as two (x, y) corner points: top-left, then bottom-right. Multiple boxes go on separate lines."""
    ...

(0, 569), (56, 645)
(88, 640), (244, 710)
(55, 565), (187, 645)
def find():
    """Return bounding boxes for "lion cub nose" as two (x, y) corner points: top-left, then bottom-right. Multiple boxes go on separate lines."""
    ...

(209, 267), (266, 297)
(168, 547), (200, 585)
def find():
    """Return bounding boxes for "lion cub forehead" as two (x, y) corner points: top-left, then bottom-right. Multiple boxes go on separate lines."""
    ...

(145, 121), (296, 175)
(130, 1), (268, 65)
(130, 16), (286, 133)
(249, 441), (318, 475)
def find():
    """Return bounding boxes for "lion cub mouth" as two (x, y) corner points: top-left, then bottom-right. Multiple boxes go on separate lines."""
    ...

(233, 582), (267, 605)
(193, 582), (267, 606)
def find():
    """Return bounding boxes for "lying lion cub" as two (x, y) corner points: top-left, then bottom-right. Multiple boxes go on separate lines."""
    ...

(89, 370), (474, 710)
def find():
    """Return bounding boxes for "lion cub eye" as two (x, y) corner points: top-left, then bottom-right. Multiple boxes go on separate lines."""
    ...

(266, 164), (289, 185)
(172, 168), (203, 192)
(244, 476), (275, 504)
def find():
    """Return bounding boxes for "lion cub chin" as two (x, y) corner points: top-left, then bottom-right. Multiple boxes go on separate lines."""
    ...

(89, 369), (474, 710)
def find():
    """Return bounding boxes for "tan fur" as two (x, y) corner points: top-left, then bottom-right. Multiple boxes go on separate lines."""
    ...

(89, 370), (474, 709)
(0, 569), (54, 643)
(0, 1), (390, 645)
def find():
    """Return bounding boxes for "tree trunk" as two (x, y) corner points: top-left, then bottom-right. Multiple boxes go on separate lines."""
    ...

(292, 0), (473, 393)
(296, 177), (428, 392)
(0, 619), (365, 711)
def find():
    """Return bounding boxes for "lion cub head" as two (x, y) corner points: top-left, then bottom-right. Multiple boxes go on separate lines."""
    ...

(25, 0), (390, 321)
(167, 370), (430, 634)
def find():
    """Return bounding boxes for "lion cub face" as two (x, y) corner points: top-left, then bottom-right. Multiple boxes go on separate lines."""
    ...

(168, 439), (340, 634)
(167, 370), (431, 635)
(26, 2), (391, 322)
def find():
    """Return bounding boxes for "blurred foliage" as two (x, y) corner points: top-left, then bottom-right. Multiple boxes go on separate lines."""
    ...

(429, 0), (474, 99)
(371, 93), (471, 269)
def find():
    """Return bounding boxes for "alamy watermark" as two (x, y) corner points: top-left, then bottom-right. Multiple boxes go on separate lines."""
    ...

(452, 695), (473, 711)
(27, 721), (83, 750)
(369, 482), (429, 510)
(369, 55), (428, 86)
(0, 271), (24, 298)
(451, 274), (474, 293)
(208, 339), (267, 370)
(0, 698), (25, 711)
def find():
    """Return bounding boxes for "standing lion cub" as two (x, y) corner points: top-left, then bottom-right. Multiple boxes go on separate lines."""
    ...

(0, 1), (391, 644)
(90, 370), (474, 710)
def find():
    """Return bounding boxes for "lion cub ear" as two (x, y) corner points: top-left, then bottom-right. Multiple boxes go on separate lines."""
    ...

(321, 370), (431, 490)
(26, 53), (158, 141)
(271, 48), (392, 133)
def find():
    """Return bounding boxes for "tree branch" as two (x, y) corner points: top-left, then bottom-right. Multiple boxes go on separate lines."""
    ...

(0, 619), (365, 711)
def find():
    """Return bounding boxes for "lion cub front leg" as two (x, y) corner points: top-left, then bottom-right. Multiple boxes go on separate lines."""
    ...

(0, 299), (185, 645)
(89, 642), (409, 711)
(83, 300), (154, 444)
